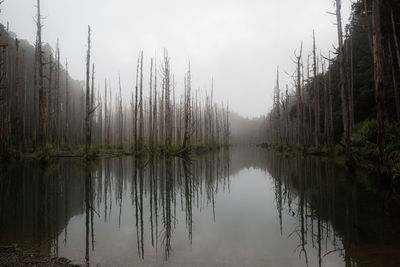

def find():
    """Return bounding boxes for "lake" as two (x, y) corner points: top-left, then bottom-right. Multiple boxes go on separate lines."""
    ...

(1, 146), (400, 266)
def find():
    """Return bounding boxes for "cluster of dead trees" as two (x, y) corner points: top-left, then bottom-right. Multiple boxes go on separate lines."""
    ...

(265, 0), (400, 165)
(0, 0), (230, 157)
(266, 32), (336, 151)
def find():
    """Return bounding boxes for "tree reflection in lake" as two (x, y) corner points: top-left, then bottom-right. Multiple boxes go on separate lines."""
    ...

(265, 150), (400, 267)
(1, 147), (400, 266)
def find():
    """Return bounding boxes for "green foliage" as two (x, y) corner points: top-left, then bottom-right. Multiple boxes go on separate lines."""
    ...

(350, 119), (379, 161)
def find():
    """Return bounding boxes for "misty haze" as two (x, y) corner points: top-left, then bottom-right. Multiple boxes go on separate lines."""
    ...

(1, 0), (400, 266)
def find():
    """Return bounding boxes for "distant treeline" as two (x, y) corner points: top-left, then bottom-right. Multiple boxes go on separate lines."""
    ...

(0, 0), (230, 157)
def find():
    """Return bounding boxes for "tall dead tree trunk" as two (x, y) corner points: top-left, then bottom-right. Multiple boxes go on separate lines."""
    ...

(389, 42), (400, 121)
(22, 49), (26, 143)
(372, 0), (385, 165)
(295, 43), (303, 147)
(14, 38), (20, 146)
(47, 53), (53, 143)
(134, 55), (139, 152)
(153, 61), (158, 147)
(149, 58), (154, 150)
(36, 0), (46, 146)
(313, 31), (320, 149)
(55, 40), (60, 146)
(328, 52), (334, 146)
(321, 57), (329, 145)
(90, 64), (95, 145)
(65, 59), (69, 145)
(349, 34), (355, 132)
(275, 66), (282, 144)
(139, 52), (144, 152)
(85, 26), (91, 157)
(391, 9), (400, 121)
(118, 73), (123, 148)
(335, 0), (351, 157)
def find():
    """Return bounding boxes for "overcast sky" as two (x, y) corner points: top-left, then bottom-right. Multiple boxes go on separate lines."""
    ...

(0, 0), (351, 118)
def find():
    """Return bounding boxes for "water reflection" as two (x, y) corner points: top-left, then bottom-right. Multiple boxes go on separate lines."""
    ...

(265, 150), (400, 267)
(1, 147), (400, 266)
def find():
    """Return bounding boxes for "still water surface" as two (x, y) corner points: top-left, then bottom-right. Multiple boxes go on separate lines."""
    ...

(1, 146), (400, 266)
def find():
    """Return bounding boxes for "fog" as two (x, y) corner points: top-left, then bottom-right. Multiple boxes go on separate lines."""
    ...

(0, 0), (351, 118)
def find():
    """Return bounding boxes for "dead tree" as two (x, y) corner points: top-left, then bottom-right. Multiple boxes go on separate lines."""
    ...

(14, 39), (20, 145)
(335, 0), (351, 157)
(275, 66), (282, 144)
(372, 0), (385, 164)
(134, 55), (139, 152)
(85, 26), (91, 156)
(294, 43), (304, 146)
(312, 31), (320, 149)
(328, 52), (334, 146)
(55, 40), (60, 146)
(64, 59), (69, 145)
(389, 41), (400, 121)
(90, 64), (95, 145)
(391, 9), (400, 121)
(139, 52), (144, 151)
(118, 73), (123, 148)
(36, 0), (46, 145)
(149, 58), (154, 150)
(321, 57), (329, 144)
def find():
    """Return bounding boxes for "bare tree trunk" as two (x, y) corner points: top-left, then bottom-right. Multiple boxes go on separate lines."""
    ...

(336, 0), (351, 157)
(36, 0), (46, 146)
(275, 66), (282, 144)
(153, 61), (158, 148)
(14, 39), (20, 146)
(139, 52), (144, 152)
(47, 53), (53, 143)
(118, 73), (123, 148)
(295, 44), (303, 147)
(90, 64), (95, 145)
(372, 0), (385, 164)
(55, 40), (60, 146)
(22, 49), (26, 144)
(149, 58), (153, 150)
(104, 80), (108, 147)
(328, 53), (334, 146)
(85, 26), (91, 157)
(313, 31), (320, 149)
(389, 42), (400, 121)
(134, 55), (139, 152)
(322, 57), (329, 145)
(391, 9), (400, 121)
(346, 31), (355, 133)
(65, 59), (69, 145)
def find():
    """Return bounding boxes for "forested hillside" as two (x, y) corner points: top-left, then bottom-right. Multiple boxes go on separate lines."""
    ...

(264, 0), (400, 175)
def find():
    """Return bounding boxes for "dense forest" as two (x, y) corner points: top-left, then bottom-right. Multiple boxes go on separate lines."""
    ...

(0, 0), (230, 159)
(263, 0), (400, 176)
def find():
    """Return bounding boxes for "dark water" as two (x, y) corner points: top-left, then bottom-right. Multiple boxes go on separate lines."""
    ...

(1, 147), (400, 266)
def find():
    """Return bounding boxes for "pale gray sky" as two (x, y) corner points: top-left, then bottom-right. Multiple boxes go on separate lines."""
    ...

(0, 0), (351, 117)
